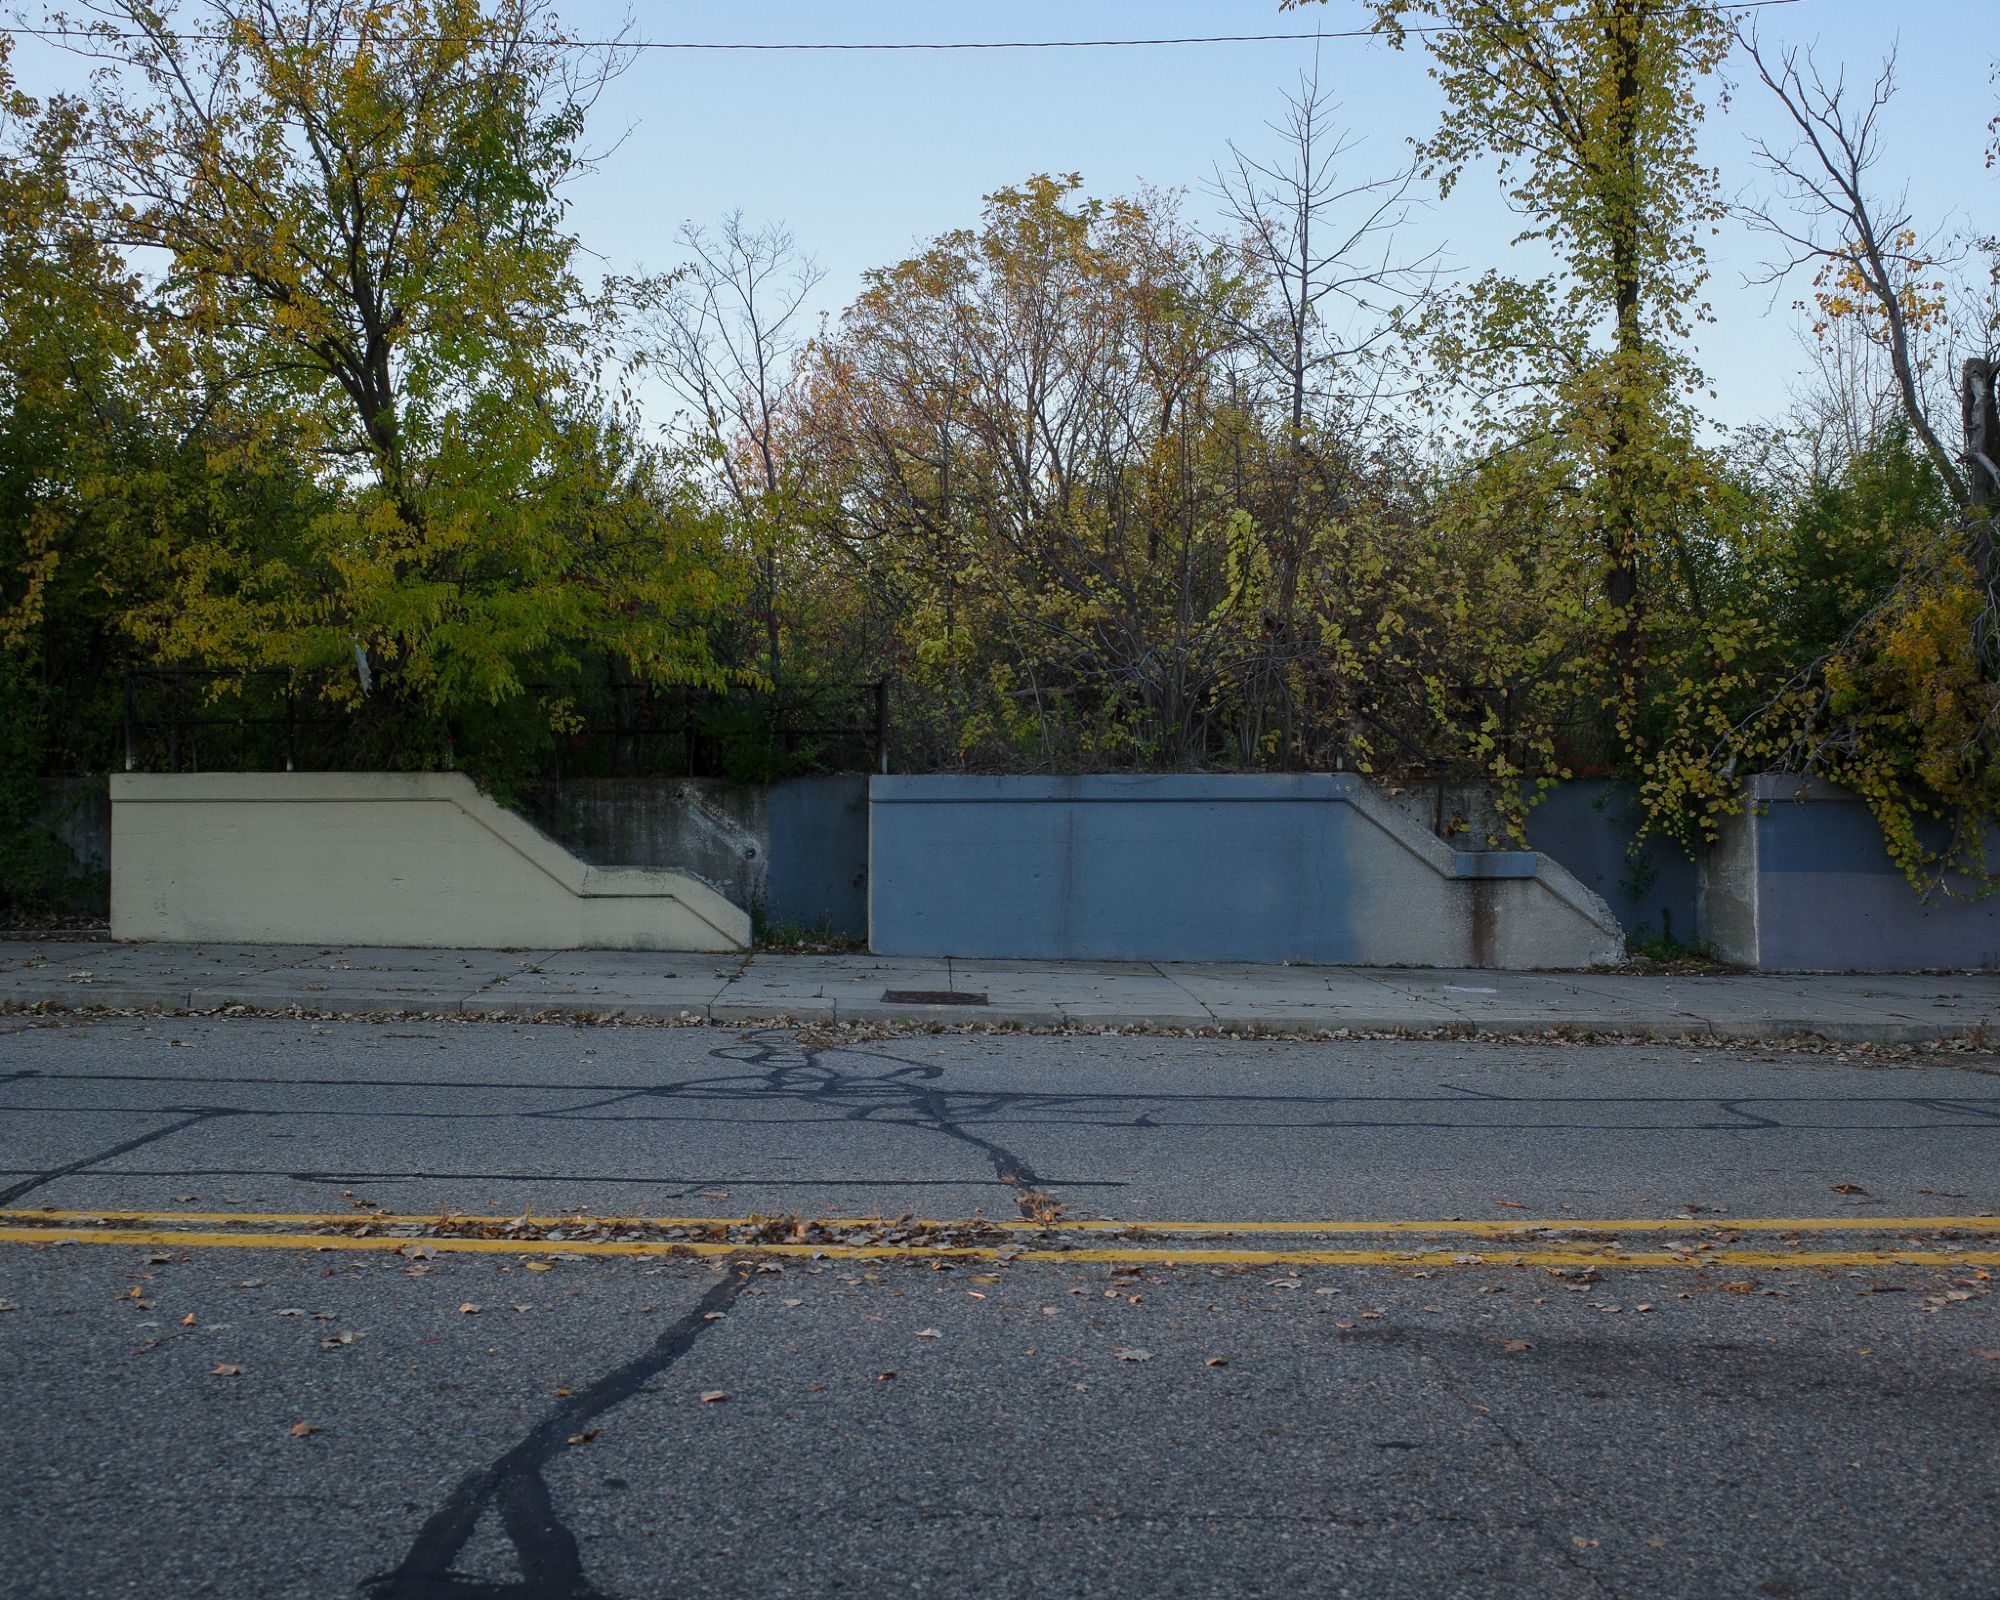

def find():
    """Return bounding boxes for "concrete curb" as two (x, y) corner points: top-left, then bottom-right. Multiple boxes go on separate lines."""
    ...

(4, 983), (1991, 1045)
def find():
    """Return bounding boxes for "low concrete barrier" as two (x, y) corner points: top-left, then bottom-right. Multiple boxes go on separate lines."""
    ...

(111, 772), (749, 951)
(1701, 776), (2000, 971)
(868, 774), (1623, 969)
(529, 775), (869, 938)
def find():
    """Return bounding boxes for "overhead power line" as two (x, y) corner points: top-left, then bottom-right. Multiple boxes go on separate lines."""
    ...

(6, 1), (1810, 55)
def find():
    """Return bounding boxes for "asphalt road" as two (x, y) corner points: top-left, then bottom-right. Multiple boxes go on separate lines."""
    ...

(2, 1014), (1998, 1599)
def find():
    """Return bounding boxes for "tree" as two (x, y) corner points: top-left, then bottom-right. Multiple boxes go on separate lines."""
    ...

(1208, 65), (1437, 760)
(0, 32), (180, 902)
(57, 0), (741, 762)
(1641, 34), (2000, 892)
(1738, 36), (1967, 503)
(1310, 0), (1735, 731)
(634, 213), (826, 683)
(788, 176), (1265, 767)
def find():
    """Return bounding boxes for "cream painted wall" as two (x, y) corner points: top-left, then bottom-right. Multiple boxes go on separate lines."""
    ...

(111, 772), (749, 952)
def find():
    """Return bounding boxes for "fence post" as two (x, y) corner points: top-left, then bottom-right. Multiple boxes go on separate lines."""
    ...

(285, 679), (296, 773)
(874, 679), (889, 775)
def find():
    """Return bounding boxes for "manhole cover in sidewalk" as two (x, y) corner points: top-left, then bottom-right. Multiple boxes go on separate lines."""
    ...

(881, 989), (989, 1006)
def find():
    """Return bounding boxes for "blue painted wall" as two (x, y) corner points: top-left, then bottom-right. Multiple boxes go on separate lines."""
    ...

(764, 776), (870, 937)
(871, 775), (1370, 962)
(1747, 780), (2000, 970)
(1526, 782), (1698, 948)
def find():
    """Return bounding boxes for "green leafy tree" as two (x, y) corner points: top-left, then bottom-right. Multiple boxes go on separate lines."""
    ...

(0, 35), (171, 904)
(63, 0), (743, 766)
(1301, 0), (1737, 745)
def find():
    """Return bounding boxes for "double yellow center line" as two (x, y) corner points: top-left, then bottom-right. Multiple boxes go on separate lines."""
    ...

(1, 1209), (1995, 1269)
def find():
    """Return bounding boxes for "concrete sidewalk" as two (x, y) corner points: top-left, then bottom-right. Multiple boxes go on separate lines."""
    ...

(1, 937), (1996, 1043)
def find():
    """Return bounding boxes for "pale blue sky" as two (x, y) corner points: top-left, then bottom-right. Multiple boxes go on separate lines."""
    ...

(12, 1), (1993, 429)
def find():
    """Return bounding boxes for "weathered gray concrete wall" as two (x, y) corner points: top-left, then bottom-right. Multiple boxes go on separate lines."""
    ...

(869, 774), (1622, 969)
(530, 776), (868, 938)
(112, 772), (749, 951)
(1701, 776), (2000, 971)
(1384, 779), (1700, 944)
(21, 777), (112, 913)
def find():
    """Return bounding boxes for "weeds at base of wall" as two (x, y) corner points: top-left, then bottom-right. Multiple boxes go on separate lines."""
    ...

(749, 907), (865, 954)
(1623, 906), (1722, 968)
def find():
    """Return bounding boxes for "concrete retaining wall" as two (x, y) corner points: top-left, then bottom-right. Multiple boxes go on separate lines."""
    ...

(529, 776), (868, 938)
(1700, 775), (2000, 971)
(1383, 779), (1699, 943)
(868, 774), (1623, 968)
(111, 772), (749, 951)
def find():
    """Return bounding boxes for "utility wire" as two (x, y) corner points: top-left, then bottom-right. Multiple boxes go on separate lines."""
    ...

(5, 0), (1810, 54)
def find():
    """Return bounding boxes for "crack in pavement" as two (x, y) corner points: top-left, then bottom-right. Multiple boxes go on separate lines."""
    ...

(0, 1108), (235, 1206)
(527, 1032), (1056, 1214)
(363, 1269), (748, 1600)
(360, 1031), (1067, 1598)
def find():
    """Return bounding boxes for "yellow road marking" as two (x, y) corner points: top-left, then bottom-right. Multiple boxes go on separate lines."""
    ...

(0, 1224), (1993, 1270)
(3, 1209), (1995, 1236)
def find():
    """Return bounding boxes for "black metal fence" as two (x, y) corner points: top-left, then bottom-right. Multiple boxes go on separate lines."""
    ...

(122, 667), (891, 778)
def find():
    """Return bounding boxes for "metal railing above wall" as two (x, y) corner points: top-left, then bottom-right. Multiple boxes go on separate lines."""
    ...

(121, 667), (892, 777)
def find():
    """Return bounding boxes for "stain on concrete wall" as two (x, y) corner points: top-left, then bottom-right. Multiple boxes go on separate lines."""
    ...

(530, 775), (868, 938)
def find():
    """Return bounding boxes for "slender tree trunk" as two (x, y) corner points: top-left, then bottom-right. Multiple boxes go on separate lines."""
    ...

(1602, 0), (1648, 725)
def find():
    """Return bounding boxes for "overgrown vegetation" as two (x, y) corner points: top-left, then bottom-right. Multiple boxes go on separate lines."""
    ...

(2, 1), (1996, 911)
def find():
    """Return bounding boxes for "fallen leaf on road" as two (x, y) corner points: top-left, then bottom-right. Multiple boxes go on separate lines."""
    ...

(1974, 1350), (1999, 1361)
(209, 1363), (242, 1377)
(1718, 1282), (1756, 1294)
(1112, 1347), (1152, 1362)
(1204, 1357), (1227, 1368)
(915, 1328), (942, 1338)
(181, 1312), (196, 1326)
(565, 1429), (600, 1445)
(398, 1244), (435, 1261)
(458, 1303), (480, 1314)
(523, 1262), (552, 1273)
(321, 1331), (355, 1348)
(1830, 1184), (1871, 1195)
(702, 1311), (726, 1322)
(1492, 1338), (1532, 1353)
(289, 1421), (320, 1438)
(699, 1391), (729, 1404)
(876, 1371), (897, 1381)
(1494, 1200), (1529, 1210)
